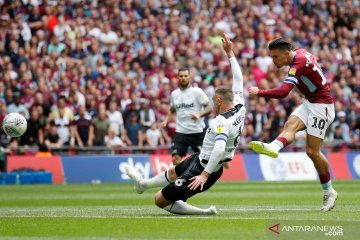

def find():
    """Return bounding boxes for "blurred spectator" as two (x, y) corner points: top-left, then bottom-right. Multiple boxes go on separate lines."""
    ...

(47, 36), (66, 54)
(20, 108), (43, 146)
(49, 96), (74, 121)
(125, 112), (144, 147)
(44, 123), (62, 149)
(92, 103), (109, 146)
(330, 111), (351, 144)
(267, 99), (287, 141)
(107, 100), (127, 141)
(7, 93), (29, 119)
(104, 128), (126, 148)
(349, 118), (360, 149)
(255, 48), (273, 73)
(145, 122), (164, 147)
(53, 15), (70, 42)
(99, 21), (118, 52)
(139, 99), (156, 130)
(0, 101), (10, 147)
(52, 107), (72, 146)
(72, 106), (94, 147)
(331, 125), (348, 151)
(247, 98), (268, 141)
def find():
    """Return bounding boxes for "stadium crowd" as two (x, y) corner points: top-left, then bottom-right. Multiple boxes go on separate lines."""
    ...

(0, 0), (359, 154)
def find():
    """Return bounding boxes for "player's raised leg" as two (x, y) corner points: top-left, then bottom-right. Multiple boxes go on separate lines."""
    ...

(123, 165), (175, 194)
(250, 115), (306, 158)
(306, 134), (337, 211)
(154, 190), (217, 215)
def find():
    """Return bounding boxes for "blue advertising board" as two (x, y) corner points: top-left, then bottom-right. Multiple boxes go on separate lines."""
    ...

(61, 155), (154, 183)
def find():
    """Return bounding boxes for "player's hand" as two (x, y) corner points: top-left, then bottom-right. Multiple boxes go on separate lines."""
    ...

(191, 113), (200, 121)
(188, 173), (209, 191)
(221, 32), (234, 57)
(160, 121), (167, 128)
(249, 87), (259, 97)
(221, 32), (232, 52)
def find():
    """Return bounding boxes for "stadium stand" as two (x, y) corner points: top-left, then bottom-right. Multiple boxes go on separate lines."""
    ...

(0, 0), (359, 156)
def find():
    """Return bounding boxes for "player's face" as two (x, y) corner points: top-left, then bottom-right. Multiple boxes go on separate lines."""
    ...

(269, 49), (291, 68)
(178, 70), (190, 89)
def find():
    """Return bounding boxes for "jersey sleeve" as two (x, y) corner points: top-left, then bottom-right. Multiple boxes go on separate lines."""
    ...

(211, 117), (229, 144)
(285, 59), (304, 85)
(195, 88), (210, 106)
(204, 117), (229, 174)
(170, 92), (175, 108)
(229, 57), (244, 105)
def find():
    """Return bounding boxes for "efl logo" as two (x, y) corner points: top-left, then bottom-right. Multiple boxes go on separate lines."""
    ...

(268, 223), (281, 234)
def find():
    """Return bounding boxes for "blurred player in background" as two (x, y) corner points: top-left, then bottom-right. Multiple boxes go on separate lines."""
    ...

(124, 33), (245, 215)
(160, 68), (212, 165)
(249, 38), (337, 212)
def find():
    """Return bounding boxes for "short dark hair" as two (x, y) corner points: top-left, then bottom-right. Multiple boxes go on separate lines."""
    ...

(215, 87), (233, 103)
(268, 38), (292, 51)
(58, 95), (67, 101)
(178, 67), (190, 74)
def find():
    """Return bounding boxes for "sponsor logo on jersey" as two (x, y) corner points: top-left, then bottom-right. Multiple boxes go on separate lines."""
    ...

(289, 68), (297, 75)
(215, 124), (225, 133)
(175, 103), (194, 109)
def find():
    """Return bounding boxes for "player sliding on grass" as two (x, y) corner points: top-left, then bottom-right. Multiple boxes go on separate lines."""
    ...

(124, 33), (245, 215)
(249, 38), (337, 212)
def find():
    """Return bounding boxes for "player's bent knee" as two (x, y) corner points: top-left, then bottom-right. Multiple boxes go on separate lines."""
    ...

(167, 167), (177, 181)
(154, 190), (170, 208)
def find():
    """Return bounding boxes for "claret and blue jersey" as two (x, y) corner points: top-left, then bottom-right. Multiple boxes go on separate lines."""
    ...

(285, 49), (334, 104)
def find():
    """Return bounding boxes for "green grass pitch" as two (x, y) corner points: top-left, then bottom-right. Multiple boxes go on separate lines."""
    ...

(0, 180), (359, 239)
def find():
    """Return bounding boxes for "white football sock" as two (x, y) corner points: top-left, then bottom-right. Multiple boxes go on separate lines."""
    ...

(163, 200), (217, 215)
(270, 140), (283, 152)
(141, 170), (171, 189)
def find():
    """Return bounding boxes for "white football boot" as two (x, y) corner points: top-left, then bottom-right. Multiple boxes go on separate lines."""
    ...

(249, 141), (279, 158)
(123, 165), (146, 194)
(321, 189), (338, 212)
(204, 206), (218, 215)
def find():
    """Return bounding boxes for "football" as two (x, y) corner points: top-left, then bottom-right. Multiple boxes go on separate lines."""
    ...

(2, 113), (27, 138)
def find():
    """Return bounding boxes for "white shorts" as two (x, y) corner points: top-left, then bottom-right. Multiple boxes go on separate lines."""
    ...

(291, 99), (335, 139)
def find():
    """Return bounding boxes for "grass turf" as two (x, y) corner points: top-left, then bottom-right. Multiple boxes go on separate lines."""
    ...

(0, 180), (359, 239)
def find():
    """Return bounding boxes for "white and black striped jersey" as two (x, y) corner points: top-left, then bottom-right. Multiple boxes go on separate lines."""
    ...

(199, 103), (246, 172)
(170, 86), (209, 134)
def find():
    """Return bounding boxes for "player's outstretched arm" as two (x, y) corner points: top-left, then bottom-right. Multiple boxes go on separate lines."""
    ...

(249, 83), (294, 99)
(204, 139), (226, 174)
(222, 33), (244, 105)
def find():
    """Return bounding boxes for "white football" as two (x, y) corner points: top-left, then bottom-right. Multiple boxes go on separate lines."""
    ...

(2, 113), (27, 138)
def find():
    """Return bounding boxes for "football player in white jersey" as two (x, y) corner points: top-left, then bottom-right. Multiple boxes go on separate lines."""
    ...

(124, 33), (245, 215)
(160, 67), (212, 165)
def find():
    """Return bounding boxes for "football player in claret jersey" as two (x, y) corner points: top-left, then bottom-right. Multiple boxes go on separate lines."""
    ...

(249, 38), (337, 212)
(123, 33), (246, 215)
